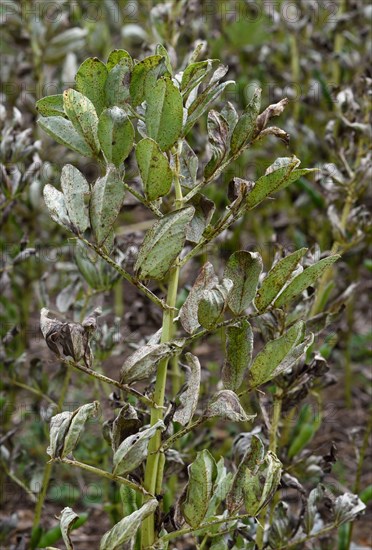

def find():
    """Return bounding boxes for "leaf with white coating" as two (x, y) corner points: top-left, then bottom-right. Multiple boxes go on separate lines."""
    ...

(60, 164), (90, 234)
(113, 420), (165, 476)
(180, 262), (219, 334)
(204, 390), (256, 423)
(90, 167), (125, 245)
(99, 499), (158, 550)
(174, 353), (201, 426)
(60, 507), (79, 550)
(224, 251), (263, 315)
(38, 116), (92, 157)
(43, 184), (73, 231)
(63, 89), (100, 154)
(134, 207), (194, 280)
(182, 450), (217, 528)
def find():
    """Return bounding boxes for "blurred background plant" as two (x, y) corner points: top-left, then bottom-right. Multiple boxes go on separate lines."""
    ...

(0, 1), (370, 548)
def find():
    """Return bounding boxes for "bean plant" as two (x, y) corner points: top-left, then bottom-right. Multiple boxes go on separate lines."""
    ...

(35, 45), (365, 549)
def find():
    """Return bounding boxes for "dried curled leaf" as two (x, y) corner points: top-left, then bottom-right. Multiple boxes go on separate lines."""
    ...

(40, 308), (100, 367)
(59, 507), (79, 550)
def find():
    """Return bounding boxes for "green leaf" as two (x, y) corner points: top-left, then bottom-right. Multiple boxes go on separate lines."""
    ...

(112, 420), (165, 476)
(105, 58), (132, 107)
(204, 390), (256, 423)
(230, 88), (261, 153)
(274, 255), (340, 307)
(181, 59), (218, 100)
(173, 353), (201, 426)
(60, 507), (79, 550)
(63, 89), (100, 154)
(61, 401), (100, 458)
(134, 206), (194, 280)
(255, 248), (308, 312)
(184, 79), (235, 135)
(98, 107), (134, 167)
(248, 321), (310, 387)
(99, 499), (158, 550)
(145, 76), (183, 151)
(224, 251), (263, 315)
(106, 49), (132, 71)
(60, 164), (90, 234)
(180, 262), (219, 334)
(36, 95), (65, 117)
(120, 485), (138, 517)
(43, 184), (73, 232)
(156, 44), (173, 74)
(75, 57), (108, 116)
(197, 279), (233, 329)
(182, 450), (217, 528)
(38, 116), (93, 157)
(222, 319), (253, 391)
(130, 54), (166, 106)
(246, 157), (316, 209)
(135, 137), (173, 200)
(90, 167), (125, 245)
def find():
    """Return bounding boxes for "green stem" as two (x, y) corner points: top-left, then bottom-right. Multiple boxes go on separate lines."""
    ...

(346, 410), (372, 549)
(311, 176), (356, 316)
(63, 358), (156, 407)
(141, 144), (185, 546)
(32, 364), (72, 535)
(332, 0), (346, 86)
(141, 265), (180, 547)
(11, 380), (57, 406)
(79, 237), (168, 311)
(289, 33), (300, 121)
(57, 457), (153, 498)
(255, 390), (282, 548)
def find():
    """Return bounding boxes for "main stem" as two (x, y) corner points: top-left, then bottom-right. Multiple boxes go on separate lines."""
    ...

(32, 364), (72, 537)
(255, 389), (282, 549)
(141, 144), (183, 548)
(141, 266), (179, 547)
